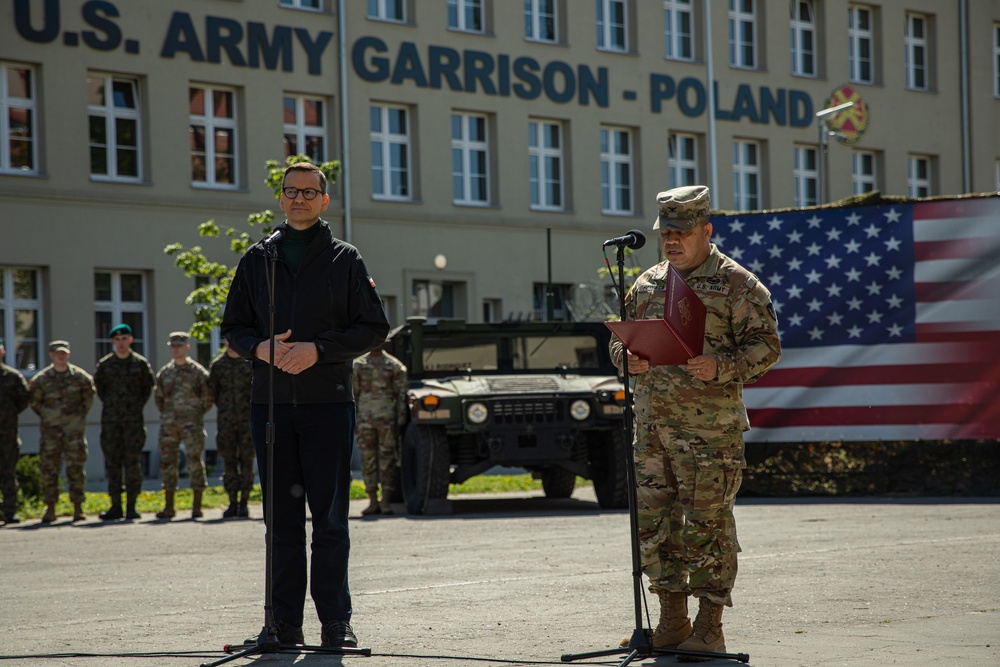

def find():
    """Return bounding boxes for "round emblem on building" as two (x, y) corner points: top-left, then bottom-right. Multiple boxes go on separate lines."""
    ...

(824, 84), (869, 145)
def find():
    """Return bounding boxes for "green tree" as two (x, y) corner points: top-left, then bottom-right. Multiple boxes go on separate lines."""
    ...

(164, 155), (339, 340)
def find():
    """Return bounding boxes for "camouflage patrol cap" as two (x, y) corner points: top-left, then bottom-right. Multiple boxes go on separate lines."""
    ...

(108, 323), (132, 338)
(653, 185), (711, 231)
(49, 340), (71, 353)
(167, 331), (190, 346)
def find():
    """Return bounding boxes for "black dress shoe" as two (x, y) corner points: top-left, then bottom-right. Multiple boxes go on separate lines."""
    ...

(320, 620), (358, 647)
(100, 506), (124, 521)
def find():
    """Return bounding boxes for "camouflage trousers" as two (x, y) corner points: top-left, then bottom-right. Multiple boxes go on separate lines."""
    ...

(39, 427), (88, 505)
(158, 420), (207, 491)
(356, 421), (399, 493)
(217, 424), (255, 495)
(633, 423), (744, 607)
(100, 420), (147, 497)
(0, 432), (20, 516)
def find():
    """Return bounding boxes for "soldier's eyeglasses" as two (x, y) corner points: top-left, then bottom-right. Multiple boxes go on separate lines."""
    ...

(282, 187), (322, 200)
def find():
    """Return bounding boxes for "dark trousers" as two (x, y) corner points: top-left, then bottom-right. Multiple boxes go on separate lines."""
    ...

(251, 402), (355, 626)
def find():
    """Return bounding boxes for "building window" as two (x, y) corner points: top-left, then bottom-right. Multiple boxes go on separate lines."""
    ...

(0, 62), (37, 174)
(367, 0), (405, 22)
(848, 5), (875, 84)
(907, 155), (932, 197)
(792, 146), (818, 208)
(905, 13), (929, 91)
(533, 283), (573, 321)
(995, 25), (1000, 98)
(189, 85), (238, 188)
(600, 126), (634, 215)
(95, 271), (149, 360)
(728, 0), (757, 69)
(0, 267), (43, 373)
(449, 0), (484, 33)
(371, 104), (412, 200)
(852, 150), (878, 194)
(732, 139), (761, 211)
(790, 1), (816, 77)
(525, 0), (557, 43)
(483, 298), (502, 323)
(87, 74), (141, 181)
(412, 279), (464, 321)
(529, 119), (564, 211)
(597, 0), (628, 53)
(280, 0), (321, 10)
(283, 95), (327, 164)
(668, 132), (698, 188)
(451, 112), (490, 206)
(664, 0), (694, 61)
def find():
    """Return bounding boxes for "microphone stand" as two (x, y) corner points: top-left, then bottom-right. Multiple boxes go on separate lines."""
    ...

(559, 244), (748, 666)
(203, 233), (370, 666)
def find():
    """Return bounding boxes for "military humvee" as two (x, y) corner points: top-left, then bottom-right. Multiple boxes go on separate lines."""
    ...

(386, 317), (629, 514)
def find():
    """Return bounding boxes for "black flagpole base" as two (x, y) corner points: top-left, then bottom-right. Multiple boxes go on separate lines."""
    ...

(560, 628), (750, 665)
(200, 626), (372, 667)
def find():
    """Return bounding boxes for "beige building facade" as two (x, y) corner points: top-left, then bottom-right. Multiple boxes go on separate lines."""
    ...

(1, 0), (999, 476)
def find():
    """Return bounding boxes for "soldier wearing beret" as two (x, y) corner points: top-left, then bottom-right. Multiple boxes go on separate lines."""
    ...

(0, 337), (30, 525)
(154, 331), (213, 519)
(207, 339), (255, 518)
(29, 340), (96, 523)
(609, 185), (782, 655)
(94, 323), (155, 521)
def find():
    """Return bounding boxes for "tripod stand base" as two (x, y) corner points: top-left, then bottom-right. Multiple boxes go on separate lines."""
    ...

(200, 629), (372, 667)
(560, 628), (749, 665)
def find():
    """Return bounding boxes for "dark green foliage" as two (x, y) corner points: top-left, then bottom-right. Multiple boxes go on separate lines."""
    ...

(16, 454), (42, 502)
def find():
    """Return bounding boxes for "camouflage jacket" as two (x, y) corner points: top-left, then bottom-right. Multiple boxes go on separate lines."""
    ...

(28, 363), (96, 427)
(94, 350), (154, 422)
(352, 352), (408, 425)
(154, 359), (212, 421)
(0, 363), (30, 434)
(610, 244), (781, 434)
(206, 352), (252, 420)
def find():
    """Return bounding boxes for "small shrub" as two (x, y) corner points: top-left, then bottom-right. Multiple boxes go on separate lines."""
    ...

(16, 454), (42, 502)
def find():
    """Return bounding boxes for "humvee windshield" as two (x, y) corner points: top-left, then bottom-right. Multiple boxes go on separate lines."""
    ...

(420, 333), (606, 377)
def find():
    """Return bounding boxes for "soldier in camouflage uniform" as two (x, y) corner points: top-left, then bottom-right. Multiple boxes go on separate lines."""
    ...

(94, 323), (155, 521)
(0, 337), (30, 525)
(352, 342), (407, 516)
(207, 339), (255, 518)
(28, 340), (96, 523)
(609, 185), (781, 656)
(154, 332), (213, 520)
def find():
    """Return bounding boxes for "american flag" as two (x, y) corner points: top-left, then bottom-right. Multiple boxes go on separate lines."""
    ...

(711, 196), (1000, 442)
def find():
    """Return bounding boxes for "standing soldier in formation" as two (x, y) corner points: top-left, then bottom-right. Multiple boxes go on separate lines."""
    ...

(154, 332), (212, 520)
(207, 339), (255, 518)
(29, 340), (96, 523)
(0, 337), (30, 525)
(94, 324), (155, 521)
(352, 341), (407, 516)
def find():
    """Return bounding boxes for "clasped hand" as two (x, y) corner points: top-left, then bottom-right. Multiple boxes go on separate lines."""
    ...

(256, 329), (318, 375)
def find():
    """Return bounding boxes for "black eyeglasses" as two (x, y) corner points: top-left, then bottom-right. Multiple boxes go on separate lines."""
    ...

(282, 187), (322, 200)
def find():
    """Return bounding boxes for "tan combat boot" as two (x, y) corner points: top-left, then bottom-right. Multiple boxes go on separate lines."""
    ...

(379, 487), (394, 515)
(676, 598), (725, 659)
(41, 503), (57, 523)
(72, 501), (86, 522)
(361, 490), (380, 516)
(156, 490), (176, 519)
(652, 592), (692, 648)
(191, 489), (204, 519)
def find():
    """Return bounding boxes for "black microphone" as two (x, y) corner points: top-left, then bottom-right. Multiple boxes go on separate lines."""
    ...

(262, 226), (285, 246)
(603, 229), (646, 250)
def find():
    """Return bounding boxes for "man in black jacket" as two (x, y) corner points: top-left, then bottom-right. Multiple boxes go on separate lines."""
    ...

(222, 162), (389, 648)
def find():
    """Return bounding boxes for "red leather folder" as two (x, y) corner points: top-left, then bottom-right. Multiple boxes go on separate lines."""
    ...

(605, 264), (706, 366)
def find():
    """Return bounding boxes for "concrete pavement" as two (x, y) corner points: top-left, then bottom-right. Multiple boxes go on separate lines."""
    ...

(1, 489), (997, 666)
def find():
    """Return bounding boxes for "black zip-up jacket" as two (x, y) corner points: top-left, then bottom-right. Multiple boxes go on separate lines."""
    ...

(221, 220), (390, 405)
